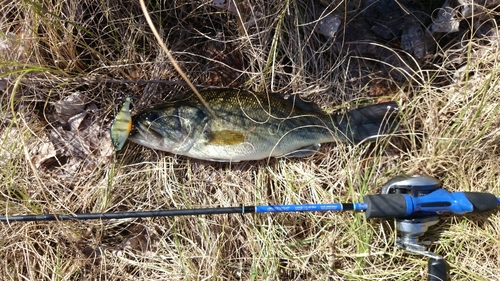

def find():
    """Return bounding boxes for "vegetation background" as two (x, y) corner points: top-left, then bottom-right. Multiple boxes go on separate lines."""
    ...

(1, 0), (499, 280)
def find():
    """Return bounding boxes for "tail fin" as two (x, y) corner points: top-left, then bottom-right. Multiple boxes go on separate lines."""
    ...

(346, 101), (400, 143)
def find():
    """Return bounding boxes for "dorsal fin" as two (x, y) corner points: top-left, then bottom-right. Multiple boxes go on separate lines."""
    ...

(273, 93), (324, 113)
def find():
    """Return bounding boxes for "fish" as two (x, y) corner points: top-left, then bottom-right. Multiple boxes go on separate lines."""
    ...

(129, 89), (399, 162)
(110, 97), (132, 151)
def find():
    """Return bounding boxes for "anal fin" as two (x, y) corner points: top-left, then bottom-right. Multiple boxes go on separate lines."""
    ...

(278, 144), (321, 158)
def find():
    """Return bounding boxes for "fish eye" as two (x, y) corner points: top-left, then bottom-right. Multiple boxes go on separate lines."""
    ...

(144, 111), (161, 122)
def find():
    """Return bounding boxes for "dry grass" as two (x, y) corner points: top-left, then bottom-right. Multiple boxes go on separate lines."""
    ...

(1, 0), (500, 280)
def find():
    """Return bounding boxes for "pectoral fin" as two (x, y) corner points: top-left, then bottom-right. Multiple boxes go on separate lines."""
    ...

(278, 143), (321, 158)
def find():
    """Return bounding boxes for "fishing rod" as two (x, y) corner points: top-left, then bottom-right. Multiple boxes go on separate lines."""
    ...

(1, 176), (497, 222)
(1, 175), (499, 281)
(1, 189), (497, 222)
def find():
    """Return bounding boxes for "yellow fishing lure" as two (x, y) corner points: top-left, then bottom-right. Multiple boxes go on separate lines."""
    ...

(110, 97), (132, 151)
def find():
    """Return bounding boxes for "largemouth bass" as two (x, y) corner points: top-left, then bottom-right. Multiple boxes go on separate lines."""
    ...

(129, 89), (399, 162)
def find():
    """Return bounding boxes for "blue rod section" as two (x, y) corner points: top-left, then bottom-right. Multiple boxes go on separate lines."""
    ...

(255, 203), (367, 213)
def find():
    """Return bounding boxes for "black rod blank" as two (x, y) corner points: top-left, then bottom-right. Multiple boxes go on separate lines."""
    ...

(0, 206), (256, 222)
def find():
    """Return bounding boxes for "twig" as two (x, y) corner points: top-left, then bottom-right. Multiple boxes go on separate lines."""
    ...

(138, 0), (219, 120)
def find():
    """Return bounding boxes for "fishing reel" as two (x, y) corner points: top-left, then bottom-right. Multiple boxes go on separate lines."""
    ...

(381, 175), (448, 281)
(362, 174), (497, 280)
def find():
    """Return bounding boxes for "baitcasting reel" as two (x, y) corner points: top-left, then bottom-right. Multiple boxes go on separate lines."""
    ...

(362, 174), (497, 280)
(382, 175), (448, 281)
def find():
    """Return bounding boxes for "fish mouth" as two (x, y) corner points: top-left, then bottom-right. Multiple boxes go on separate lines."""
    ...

(128, 119), (165, 148)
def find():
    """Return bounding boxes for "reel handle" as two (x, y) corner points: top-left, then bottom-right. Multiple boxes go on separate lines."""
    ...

(363, 190), (498, 218)
(428, 258), (448, 281)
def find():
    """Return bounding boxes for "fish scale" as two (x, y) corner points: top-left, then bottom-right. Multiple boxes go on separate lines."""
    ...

(129, 89), (400, 162)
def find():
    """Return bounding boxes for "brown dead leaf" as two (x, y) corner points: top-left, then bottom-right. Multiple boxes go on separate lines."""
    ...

(0, 125), (21, 166)
(121, 224), (159, 255)
(53, 92), (88, 128)
(0, 32), (27, 62)
(200, 38), (245, 87)
(0, 79), (7, 91)
(430, 1), (459, 33)
(33, 92), (114, 176)
(31, 141), (57, 169)
(314, 4), (341, 38)
(210, 0), (257, 28)
(49, 127), (92, 156)
(212, 0), (241, 14)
